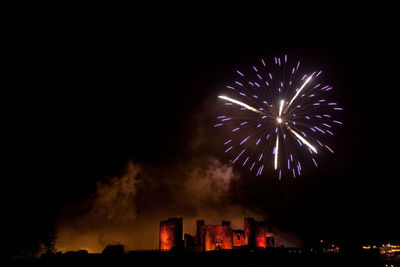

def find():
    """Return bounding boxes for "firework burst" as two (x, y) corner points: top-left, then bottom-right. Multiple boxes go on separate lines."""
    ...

(214, 55), (342, 179)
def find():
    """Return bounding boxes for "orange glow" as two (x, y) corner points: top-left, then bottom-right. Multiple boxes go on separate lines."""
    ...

(244, 218), (254, 245)
(159, 217), (277, 252)
(159, 224), (174, 250)
(202, 224), (233, 251)
(254, 224), (267, 248)
(159, 218), (182, 250)
(233, 231), (246, 247)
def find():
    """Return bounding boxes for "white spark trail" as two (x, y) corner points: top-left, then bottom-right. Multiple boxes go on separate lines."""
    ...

(218, 95), (263, 114)
(274, 135), (279, 170)
(286, 76), (312, 110)
(278, 99), (285, 117)
(287, 125), (318, 153)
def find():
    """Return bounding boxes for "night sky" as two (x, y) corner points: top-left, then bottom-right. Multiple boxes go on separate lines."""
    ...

(2, 9), (399, 256)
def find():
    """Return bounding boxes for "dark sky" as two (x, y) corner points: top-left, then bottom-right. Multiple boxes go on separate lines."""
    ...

(2, 9), (399, 255)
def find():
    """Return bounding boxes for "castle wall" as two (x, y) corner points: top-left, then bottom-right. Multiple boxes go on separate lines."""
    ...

(200, 222), (234, 251)
(254, 222), (267, 248)
(233, 230), (246, 247)
(204, 226), (216, 251)
(161, 217), (275, 251)
(159, 218), (183, 250)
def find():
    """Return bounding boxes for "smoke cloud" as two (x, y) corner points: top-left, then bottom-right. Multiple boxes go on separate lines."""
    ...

(56, 157), (263, 252)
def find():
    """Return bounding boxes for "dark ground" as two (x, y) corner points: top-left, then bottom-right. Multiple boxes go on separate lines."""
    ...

(1, 248), (390, 267)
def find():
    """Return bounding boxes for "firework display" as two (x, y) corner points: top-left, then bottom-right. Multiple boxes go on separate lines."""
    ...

(215, 56), (342, 179)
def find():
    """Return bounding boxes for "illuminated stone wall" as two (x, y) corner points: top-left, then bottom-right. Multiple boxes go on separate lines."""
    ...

(159, 218), (183, 250)
(160, 217), (275, 251)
